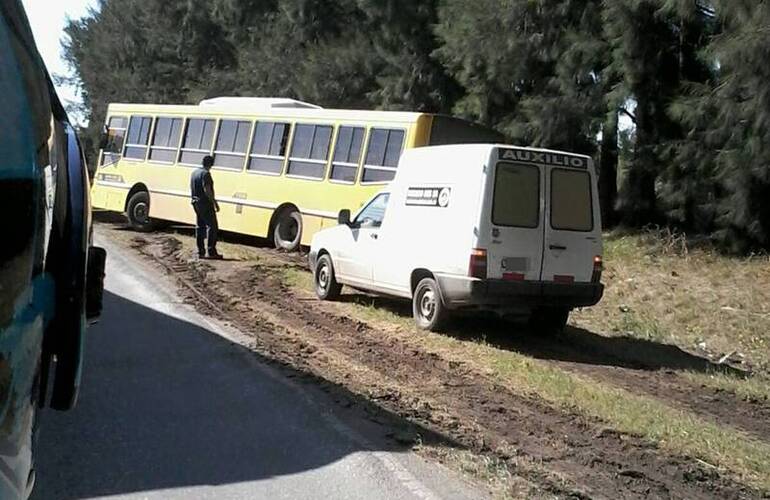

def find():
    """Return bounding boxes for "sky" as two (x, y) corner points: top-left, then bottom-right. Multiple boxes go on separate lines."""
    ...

(21, 0), (96, 120)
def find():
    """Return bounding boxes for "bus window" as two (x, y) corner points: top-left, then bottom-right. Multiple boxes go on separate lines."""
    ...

(287, 124), (332, 179)
(101, 116), (127, 166)
(124, 116), (153, 160)
(362, 128), (404, 183)
(214, 120), (251, 170)
(149, 117), (182, 164)
(179, 118), (216, 166)
(330, 126), (365, 183)
(248, 121), (290, 174)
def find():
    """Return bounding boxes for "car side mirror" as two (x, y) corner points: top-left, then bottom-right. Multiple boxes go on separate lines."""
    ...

(338, 209), (351, 226)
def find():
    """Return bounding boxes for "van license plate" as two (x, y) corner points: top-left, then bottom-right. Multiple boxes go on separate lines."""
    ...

(502, 257), (528, 272)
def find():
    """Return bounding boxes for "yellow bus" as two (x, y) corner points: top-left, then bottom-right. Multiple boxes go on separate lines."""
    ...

(92, 97), (501, 250)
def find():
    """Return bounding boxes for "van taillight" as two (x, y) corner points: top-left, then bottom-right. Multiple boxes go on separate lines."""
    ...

(469, 249), (487, 280)
(591, 255), (603, 283)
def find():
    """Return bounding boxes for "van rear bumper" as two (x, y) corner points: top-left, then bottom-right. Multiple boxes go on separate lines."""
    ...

(437, 275), (604, 310)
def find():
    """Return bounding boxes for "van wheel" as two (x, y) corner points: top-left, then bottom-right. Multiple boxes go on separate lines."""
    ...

(126, 191), (155, 232)
(413, 278), (449, 331)
(314, 254), (342, 300)
(529, 307), (570, 336)
(273, 209), (302, 251)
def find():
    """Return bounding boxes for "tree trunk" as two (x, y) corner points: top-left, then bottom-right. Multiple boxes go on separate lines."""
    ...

(598, 111), (618, 228)
(619, 100), (657, 227)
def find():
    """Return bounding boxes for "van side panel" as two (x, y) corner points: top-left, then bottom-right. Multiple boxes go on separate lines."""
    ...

(373, 146), (488, 296)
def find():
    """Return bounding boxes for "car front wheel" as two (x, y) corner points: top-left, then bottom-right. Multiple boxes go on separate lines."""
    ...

(314, 254), (342, 300)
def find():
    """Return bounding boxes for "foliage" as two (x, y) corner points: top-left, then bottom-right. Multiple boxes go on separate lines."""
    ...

(62, 0), (770, 252)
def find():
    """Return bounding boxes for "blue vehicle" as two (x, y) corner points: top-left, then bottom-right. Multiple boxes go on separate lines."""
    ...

(0, 1), (106, 497)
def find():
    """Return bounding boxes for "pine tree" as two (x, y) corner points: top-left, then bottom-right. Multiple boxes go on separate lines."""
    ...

(681, 0), (770, 251)
(357, 0), (459, 112)
(436, 1), (606, 147)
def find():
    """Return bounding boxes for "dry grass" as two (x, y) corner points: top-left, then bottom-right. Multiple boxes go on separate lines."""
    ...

(572, 229), (770, 375)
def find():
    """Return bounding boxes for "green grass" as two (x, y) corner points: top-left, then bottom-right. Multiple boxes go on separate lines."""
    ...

(485, 349), (770, 491)
(681, 371), (770, 403)
(310, 283), (770, 490)
(280, 266), (312, 288)
(301, 282), (770, 491)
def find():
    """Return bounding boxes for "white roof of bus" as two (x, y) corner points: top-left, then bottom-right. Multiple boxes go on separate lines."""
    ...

(107, 98), (427, 122)
(199, 97), (323, 110)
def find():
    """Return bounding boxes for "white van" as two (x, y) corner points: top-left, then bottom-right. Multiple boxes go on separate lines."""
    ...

(309, 144), (604, 332)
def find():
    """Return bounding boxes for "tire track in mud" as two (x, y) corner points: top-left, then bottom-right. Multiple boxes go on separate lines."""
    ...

(135, 234), (764, 499)
(440, 319), (770, 442)
(552, 359), (770, 442)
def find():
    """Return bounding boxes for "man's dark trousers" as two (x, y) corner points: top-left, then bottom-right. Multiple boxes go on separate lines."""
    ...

(193, 201), (218, 256)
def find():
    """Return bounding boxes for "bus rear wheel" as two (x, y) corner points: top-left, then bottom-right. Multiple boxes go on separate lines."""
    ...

(273, 208), (302, 251)
(126, 191), (155, 232)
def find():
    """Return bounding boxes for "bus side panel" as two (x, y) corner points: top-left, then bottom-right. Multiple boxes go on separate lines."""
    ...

(300, 215), (324, 246)
(150, 191), (196, 226)
(91, 184), (129, 213)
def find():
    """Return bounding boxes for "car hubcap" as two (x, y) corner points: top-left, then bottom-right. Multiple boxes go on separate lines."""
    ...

(419, 289), (435, 321)
(318, 264), (329, 290)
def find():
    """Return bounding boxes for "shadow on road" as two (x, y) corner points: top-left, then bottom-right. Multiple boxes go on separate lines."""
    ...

(340, 293), (746, 377)
(32, 291), (459, 500)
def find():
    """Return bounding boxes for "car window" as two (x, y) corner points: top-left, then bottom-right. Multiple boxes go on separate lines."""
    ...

(492, 162), (540, 228)
(551, 168), (593, 231)
(355, 193), (390, 228)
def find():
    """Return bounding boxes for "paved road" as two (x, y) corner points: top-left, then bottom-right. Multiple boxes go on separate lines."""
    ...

(31, 234), (481, 500)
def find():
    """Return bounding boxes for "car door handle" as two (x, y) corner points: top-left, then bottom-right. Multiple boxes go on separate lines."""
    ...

(549, 244), (567, 250)
(370, 233), (379, 240)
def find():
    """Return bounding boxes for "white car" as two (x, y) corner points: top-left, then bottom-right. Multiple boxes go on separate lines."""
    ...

(309, 144), (604, 332)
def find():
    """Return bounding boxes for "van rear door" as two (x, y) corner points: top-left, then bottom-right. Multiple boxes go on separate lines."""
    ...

(541, 162), (601, 283)
(482, 160), (544, 281)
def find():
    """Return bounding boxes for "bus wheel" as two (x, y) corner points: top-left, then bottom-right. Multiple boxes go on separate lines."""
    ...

(273, 209), (302, 251)
(412, 277), (449, 331)
(314, 254), (342, 300)
(126, 191), (155, 232)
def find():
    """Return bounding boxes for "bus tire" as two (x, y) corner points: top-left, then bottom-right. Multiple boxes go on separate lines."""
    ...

(413, 277), (449, 331)
(273, 208), (302, 251)
(529, 307), (569, 336)
(126, 191), (155, 232)
(314, 254), (342, 300)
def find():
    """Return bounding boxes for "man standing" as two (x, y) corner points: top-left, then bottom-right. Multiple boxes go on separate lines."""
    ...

(190, 155), (223, 259)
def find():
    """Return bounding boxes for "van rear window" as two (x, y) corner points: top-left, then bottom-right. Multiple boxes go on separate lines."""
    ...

(492, 163), (540, 228)
(551, 169), (593, 231)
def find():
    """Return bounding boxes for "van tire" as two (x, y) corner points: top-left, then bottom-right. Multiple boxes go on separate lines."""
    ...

(529, 307), (570, 336)
(314, 254), (342, 300)
(273, 209), (302, 251)
(126, 191), (155, 232)
(413, 278), (449, 331)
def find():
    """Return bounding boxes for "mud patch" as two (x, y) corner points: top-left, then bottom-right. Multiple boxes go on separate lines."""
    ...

(122, 229), (765, 499)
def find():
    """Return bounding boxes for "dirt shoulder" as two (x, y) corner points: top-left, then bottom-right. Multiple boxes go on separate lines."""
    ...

(98, 218), (770, 499)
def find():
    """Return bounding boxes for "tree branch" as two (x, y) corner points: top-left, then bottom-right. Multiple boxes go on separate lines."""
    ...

(619, 107), (637, 124)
